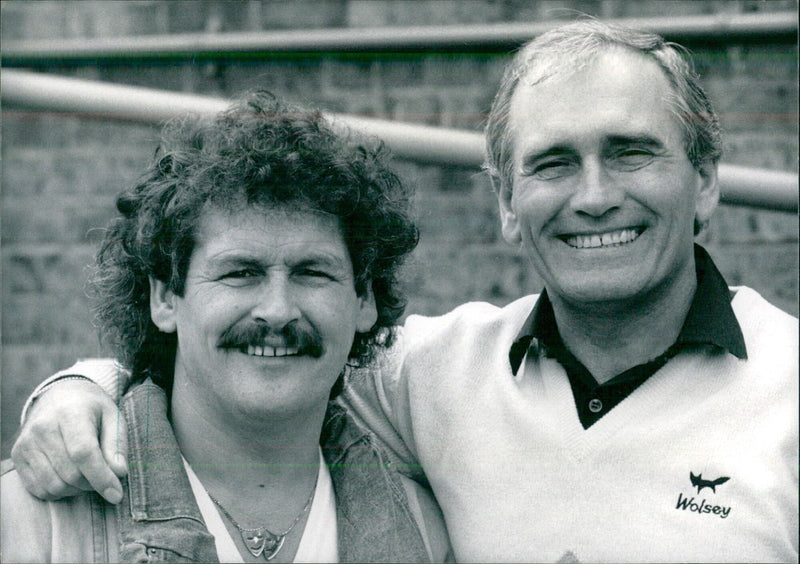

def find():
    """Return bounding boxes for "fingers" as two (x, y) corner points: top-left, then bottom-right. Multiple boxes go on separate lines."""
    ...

(10, 378), (128, 504)
(61, 409), (124, 504)
(11, 425), (88, 501)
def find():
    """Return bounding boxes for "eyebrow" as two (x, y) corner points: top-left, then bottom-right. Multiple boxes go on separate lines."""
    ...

(206, 255), (263, 271)
(293, 255), (349, 272)
(605, 134), (665, 149)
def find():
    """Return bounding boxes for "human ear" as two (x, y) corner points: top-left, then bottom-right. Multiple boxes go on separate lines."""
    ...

(694, 160), (720, 228)
(149, 277), (177, 333)
(355, 285), (378, 333)
(496, 177), (522, 245)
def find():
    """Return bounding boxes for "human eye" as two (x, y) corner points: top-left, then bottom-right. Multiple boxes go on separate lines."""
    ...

(217, 268), (261, 286)
(297, 268), (336, 283)
(529, 158), (577, 180)
(608, 145), (656, 170)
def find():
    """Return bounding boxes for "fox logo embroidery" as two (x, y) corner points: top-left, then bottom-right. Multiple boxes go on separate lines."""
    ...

(675, 472), (732, 518)
(690, 472), (729, 494)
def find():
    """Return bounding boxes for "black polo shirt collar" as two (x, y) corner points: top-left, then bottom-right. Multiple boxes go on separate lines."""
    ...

(508, 245), (748, 428)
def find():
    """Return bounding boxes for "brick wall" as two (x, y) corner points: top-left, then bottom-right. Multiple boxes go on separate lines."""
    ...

(2, 0), (797, 456)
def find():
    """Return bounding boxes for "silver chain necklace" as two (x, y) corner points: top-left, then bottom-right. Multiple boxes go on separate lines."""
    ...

(207, 476), (317, 561)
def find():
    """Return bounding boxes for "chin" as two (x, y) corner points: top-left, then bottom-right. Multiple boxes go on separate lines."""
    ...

(557, 279), (651, 307)
(234, 395), (318, 421)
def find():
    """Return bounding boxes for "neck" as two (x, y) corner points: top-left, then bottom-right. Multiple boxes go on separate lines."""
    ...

(170, 376), (326, 496)
(548, 265), (697, 384)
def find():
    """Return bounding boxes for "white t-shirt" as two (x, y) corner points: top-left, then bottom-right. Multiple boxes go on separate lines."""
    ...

(183, 449), (338, 563)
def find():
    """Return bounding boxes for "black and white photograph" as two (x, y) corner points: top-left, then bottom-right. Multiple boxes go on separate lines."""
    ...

(1, 1), (797, 562)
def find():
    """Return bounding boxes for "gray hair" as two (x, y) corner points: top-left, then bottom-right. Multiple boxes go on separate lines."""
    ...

(484, 19), (722, 196)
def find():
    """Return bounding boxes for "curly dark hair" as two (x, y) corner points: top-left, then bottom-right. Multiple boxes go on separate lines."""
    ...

(90, 91), (418, 393)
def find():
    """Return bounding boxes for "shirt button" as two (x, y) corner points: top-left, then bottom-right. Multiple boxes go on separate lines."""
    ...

(588, 398), (603, 413)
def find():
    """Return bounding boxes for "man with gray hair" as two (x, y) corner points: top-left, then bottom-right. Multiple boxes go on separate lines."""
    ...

(10, 20), (797, 562)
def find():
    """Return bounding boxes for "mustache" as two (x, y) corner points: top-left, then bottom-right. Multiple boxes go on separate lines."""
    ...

(217, 322), (324, 358)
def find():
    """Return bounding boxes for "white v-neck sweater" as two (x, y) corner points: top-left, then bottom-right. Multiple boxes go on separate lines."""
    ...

(344, 286), (798, 563)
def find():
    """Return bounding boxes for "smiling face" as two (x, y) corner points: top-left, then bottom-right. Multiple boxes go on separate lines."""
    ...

(149, 205), (377, 422)
(499, 48), (718, 308)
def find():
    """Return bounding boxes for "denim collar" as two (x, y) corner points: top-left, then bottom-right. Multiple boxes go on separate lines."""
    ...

(118, 382), (218, 562)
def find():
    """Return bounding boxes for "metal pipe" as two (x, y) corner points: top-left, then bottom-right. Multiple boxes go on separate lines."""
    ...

(717, 165), (799, 211)
(2, 69), (796, 212)
(1, 69), (230, 123)
(0, 69), (484, 167)
(2, 12), (796, 63)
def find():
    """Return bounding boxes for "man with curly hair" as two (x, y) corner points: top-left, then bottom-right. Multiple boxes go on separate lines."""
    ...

(1, 91), (451, 562)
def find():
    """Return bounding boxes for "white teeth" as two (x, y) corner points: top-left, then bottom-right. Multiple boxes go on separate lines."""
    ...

(245, 345), (300, 357)
(566, 228), (641, 249)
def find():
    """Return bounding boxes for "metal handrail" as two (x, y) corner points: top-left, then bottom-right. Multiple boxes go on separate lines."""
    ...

(2, 12), (797, 62)
(0, 69), (484, 166)
(2, 69), (796, 212)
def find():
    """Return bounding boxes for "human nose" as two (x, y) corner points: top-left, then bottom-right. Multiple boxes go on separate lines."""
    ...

(569, 158), (624, 217)
(249, 275), (301, 328)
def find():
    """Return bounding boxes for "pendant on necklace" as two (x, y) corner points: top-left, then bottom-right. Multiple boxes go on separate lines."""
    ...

(241, 528), (285, 560)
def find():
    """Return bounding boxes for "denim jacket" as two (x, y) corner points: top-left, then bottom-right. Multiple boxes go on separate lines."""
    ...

(1, 381), (450, 563)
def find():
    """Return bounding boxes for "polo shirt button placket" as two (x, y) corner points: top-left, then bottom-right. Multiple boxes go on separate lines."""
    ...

(588, 398), (603, 413)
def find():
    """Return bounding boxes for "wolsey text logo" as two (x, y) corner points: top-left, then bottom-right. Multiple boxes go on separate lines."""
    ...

(675, 472), (732, 519)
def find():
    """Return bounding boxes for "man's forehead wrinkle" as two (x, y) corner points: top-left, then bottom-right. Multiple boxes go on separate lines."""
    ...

(204, 243), (350, 266)
(195, 206), (343, 240)
(200, 201), (339, 226)
(189, 205), (353, 273)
